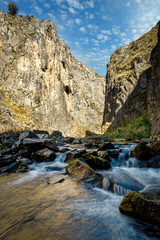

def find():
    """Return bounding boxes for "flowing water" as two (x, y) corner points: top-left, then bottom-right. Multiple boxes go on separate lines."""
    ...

(0, 143), (160, 240)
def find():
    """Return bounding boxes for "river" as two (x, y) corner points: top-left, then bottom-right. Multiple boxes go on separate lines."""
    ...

(0, 143), (160, 240)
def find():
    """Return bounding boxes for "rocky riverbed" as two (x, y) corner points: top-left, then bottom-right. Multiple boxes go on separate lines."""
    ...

(0, 130), (160, 239)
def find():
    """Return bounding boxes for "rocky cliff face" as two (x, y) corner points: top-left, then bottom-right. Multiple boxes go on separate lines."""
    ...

(149, 23), (160, 140)
(0, 11), (105, 137)
(103, 24), (158, 136)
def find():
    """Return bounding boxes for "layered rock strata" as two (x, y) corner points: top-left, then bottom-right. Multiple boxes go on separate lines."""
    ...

(0, 11), (105, 137)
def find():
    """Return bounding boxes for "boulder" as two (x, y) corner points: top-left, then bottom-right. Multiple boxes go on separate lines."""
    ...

(64, 150), (87, 163)
(2, 132), (20, 147)
(0, 154), (17, 168)
(98, 151), (111, 162)
(82, 151), (111, 170)
(119, 191), (160, 226)
(19, 131), (39, 141)
(66, 159), (103, 187)
(149, 142), (160, 155)
(32, 148), (56, 162)
(107, 150), (119, 159)
(17, 162), (29, 172)
(63, 137), (75, 143)
(50, 131), (63, 138)
(98, 142), (115, 151)
(131, 143), (156, 160)
(0, 161), (20, 173)
(23, 138), (59, 152)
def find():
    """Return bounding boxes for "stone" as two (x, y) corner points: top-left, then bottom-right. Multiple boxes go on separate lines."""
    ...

(2, 132), (20, 147)
(82, 151), (111, 170)
(131, 143), (156, 160)
(64, 152), (74, 162)
(36, 134), (51, 139)
(23, 138), (59, 152)
(98, 142), (115, 151)
(32, 148), (56, 162)
(119, 191), (160, 226)
(0, 154), (17, 167)
(0, 161), (20, 173)
(66, 159), (103, 187)
(149, 142), (160, 155)
(51, 131), (63, 138)
(98, 151), (111, 162)
(19, 131), (39, 141)
(63, 137), (75, 143)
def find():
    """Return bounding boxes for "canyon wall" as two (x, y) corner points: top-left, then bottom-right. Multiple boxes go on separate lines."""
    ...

(0, 11), (105, 137)
(103, 23), (159, 139)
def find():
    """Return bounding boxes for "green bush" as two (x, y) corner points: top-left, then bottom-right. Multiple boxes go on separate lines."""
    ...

(105, 113), (151, 140)
(8, 2), (19, 15)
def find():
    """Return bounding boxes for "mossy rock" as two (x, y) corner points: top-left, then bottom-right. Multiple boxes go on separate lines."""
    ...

(66, 159), (103, 187)
(82, 151), (111, 170)
(131, 143), (155, 160)
(150, 142), (160, 155)
(119, 191), (160, 226)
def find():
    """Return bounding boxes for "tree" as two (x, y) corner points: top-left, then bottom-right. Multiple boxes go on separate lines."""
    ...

(8, 2), (19, 15)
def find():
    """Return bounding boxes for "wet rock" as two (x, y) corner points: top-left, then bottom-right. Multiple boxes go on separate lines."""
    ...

(149, 142), (160, 155)
(66, 159), (103, 187)
(131, 143), (156, 160)
(63, 137), (75, 143)
(17, 162), (29, 172)
(60, 148), (70, 153)
(23, 138), (59, 152)
(0, 161), (20, 173)
(17, 158), (32, 166)
(82, 151), (111, 170)
(98, 151), (111, 162)
(50, 131), (63, 139)
(19, 131), (39, 141)
(64, 150), (87, 163)
(84, 142), (94, 148)
(65, 152), (74, 162)
(119, 191), (160, 226)
(72, 139), (82, 144)
(107, 150), (119, 159)
(98, 142), (115, 151)
(32, 148), (56, 162)
(17, 148), (33, 158)
(137, 155), (160, 168)
(0, 154), (17, 167)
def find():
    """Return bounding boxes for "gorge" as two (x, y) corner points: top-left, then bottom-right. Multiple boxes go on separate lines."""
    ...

(0, 10), (159, 140)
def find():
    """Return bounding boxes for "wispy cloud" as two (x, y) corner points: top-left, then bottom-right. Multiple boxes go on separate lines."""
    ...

(34, 6), (42, 15)
(75, 18), (81, 24)
(68, 7), (78, 14)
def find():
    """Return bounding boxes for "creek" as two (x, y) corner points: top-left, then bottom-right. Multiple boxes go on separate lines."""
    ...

(0, 143), (160, 240)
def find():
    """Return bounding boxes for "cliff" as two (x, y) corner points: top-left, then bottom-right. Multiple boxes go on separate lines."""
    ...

(0, 11), (105, 137)
(149, 22), (160, 139)
(103, 23), (159, 139)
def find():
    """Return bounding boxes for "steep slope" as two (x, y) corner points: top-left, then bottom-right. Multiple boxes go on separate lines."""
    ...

(0, 11), (105, 137)
(103, 24), (158, 137)
(149, 22), (160, 139)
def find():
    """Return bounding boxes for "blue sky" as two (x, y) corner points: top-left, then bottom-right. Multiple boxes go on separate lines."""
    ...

(0, 0), (160, 76)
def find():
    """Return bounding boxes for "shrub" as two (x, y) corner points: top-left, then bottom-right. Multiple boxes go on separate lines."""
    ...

(8, 2), (19, 15)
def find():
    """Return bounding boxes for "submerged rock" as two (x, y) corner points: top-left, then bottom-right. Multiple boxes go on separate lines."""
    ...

(103, 168), (144, 195)
(119, 191), (160, 226)
(66, 159), (103, 187)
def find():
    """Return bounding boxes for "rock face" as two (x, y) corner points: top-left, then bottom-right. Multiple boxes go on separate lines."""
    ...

(103, 24), (159, 138)
(148, 22), (160, 140)
(0, 11), (105, 137)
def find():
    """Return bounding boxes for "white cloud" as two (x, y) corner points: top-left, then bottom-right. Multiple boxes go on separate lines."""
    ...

(68, 7), (78, 14)
(112, 26), (120, 35)
(80, 27), (86, 33)
(101, 30), (112, 35)
(67, 0), (84, 10)
(126, 2), (131, 7)
(34, 6), (42, 15)
(85, 0), (95, 8)
(88, 14), (94, 19)
(58, 24), (65, 31)
(75, 18), (81, 24)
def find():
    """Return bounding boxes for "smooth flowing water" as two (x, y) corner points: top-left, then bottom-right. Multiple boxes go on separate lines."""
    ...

(0, 143), (160, 240)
